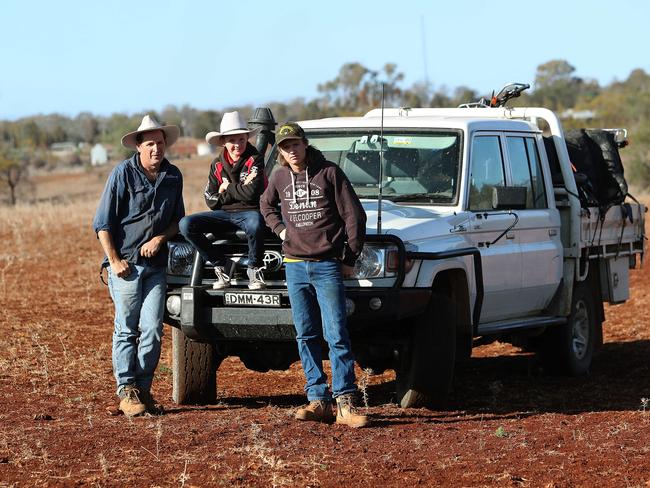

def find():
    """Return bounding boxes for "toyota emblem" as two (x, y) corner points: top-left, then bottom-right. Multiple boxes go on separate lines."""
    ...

(262, 250), (284, 272)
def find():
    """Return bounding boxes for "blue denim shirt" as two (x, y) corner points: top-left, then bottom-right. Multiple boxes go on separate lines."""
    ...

(93, 153), (185, 268)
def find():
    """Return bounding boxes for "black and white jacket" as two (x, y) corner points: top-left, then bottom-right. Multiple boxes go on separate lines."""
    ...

(204, 143), (265, 211)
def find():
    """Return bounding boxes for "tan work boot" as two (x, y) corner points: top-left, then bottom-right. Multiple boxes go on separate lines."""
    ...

(139, 390), (165, 415)
(119, 385), (146, 417)
(335, 394), (370, 428)
(295, 400), (334, 423)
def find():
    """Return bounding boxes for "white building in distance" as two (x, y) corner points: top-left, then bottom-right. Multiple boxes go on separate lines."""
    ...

(91, 143), (108, 166)
(197, 142), (215, 156)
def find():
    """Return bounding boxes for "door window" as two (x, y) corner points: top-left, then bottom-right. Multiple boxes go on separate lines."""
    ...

(506, 136), (548, 209)
(469, 136), (505, 211)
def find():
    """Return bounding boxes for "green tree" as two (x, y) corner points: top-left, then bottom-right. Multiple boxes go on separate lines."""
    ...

(429, 89), (452, 108)
(45, 124), (68, 145)
(451, 86), (479, 107)
(99, 113), (144, 159)
(160, 105), (184, 134)
(317, 62), (407, 115)
(191, 110), (222, 140)
(626, 141), (650, 190)
(75, 112), (99, 143)
(318, 62), (370, 113)
(535, 59), (576, 88)
(20, 120), (44, 148)
(531, 59), (600, 110)
(0, 148), (28, 205)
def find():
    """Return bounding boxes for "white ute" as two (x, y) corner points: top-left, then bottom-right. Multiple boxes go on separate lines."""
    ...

(165, 87), (645, 408)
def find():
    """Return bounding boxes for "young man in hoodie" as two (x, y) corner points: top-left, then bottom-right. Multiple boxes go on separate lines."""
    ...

(260, 122), (369, 428)
(179, 111), (267, 290)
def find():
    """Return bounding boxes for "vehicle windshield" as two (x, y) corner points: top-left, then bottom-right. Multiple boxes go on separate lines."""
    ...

(267, 131), (462, 204)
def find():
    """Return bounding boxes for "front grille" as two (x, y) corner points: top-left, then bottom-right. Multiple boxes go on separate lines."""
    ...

(203, 237), (287, 287)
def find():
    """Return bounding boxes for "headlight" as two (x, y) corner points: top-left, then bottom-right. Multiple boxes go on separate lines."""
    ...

(168, 242), (195, 276)
(351, 244), (398, 279)
(166, 295), (181, 316)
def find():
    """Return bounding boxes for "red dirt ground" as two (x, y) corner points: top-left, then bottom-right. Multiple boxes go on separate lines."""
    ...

(0, 165), (648, 487)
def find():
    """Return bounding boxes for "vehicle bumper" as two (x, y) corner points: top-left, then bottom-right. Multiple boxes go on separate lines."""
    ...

(167, 286), (432, 342)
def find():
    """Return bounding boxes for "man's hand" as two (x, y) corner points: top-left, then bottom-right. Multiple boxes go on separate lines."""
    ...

(218, 178), (230, 193)
(140, 236), (164, 259)
(279, 229), (286, 241)
(110, 258), (131, 278)
(98, 230), (131, 278)
(342, 264), (355, 278)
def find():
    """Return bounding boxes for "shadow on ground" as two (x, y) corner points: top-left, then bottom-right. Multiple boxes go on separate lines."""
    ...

(164, 340), (649, 420)
(447, 339), (650, 415)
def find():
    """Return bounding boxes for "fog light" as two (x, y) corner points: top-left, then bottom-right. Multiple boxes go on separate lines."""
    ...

(345, 298), (355, 316)
(368, 297), (383, 311)
(167, 295), (181, 316)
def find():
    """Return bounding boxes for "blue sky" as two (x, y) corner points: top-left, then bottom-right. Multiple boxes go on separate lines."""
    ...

(1, 0), (647, 120)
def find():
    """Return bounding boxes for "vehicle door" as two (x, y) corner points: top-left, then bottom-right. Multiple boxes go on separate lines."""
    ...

(467, 133), (523, 322)
(503, 134), (562, 315)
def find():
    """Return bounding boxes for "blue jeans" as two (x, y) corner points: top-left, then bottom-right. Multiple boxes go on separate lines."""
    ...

(108, 264), (166, 396)
(179, 210), (265, 268)
(285, 260), (357, 401)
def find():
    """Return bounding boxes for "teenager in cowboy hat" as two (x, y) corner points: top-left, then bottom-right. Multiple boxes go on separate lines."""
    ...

(179, 111), (267, 290)
(93, 115), (185, 416)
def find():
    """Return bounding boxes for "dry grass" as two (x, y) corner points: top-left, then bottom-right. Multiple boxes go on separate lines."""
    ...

(0, 164), (649, 487)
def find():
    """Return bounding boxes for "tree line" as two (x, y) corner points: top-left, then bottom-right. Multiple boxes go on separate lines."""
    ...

(2, 59), (650, 204)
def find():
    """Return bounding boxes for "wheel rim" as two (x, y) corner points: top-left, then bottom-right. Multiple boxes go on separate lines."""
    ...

(571, 300), (590, 360)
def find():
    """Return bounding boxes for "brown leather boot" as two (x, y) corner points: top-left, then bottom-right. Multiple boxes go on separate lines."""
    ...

(118, 385), (146, 417)
(335, 394), (370, 428)
(295, 400), (334, 423)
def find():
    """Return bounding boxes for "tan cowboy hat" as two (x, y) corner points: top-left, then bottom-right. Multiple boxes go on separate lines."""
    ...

(205, 111), (257, 146)
(121, 115), (180, 149)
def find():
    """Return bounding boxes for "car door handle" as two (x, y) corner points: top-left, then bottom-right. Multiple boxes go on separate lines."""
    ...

(549, 229), (558, 236)
(506, 232), (515, 239)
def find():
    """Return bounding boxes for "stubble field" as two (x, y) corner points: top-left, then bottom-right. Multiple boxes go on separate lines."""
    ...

(0, 158), (649, 487)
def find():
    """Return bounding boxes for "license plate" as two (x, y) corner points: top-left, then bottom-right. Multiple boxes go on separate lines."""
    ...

(224, 292), (281, 307)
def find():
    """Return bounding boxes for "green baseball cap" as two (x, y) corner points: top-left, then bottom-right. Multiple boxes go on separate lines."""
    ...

(276, 122), (305, 146)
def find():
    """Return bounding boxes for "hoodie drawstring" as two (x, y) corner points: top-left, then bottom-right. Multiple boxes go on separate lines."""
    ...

(290, 168), (309, 205)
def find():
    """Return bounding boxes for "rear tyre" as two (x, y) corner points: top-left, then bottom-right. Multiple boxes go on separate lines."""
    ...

(396, 294), (456, 408)
(171, 327), (220, 404)
(539, 282), (599, 375)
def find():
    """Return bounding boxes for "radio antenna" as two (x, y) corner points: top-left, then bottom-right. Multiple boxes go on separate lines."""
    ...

(377, 83), (385, 234)
(421, 16), (430, 89)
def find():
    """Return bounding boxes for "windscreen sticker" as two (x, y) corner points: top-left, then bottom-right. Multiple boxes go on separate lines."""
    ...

(392, 137), (412, 145)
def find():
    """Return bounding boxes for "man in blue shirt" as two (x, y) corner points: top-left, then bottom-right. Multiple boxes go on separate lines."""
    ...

(93, 115), (185, 417)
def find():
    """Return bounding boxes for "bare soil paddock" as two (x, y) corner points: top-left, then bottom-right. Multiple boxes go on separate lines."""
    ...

(0, 161), (648, 487)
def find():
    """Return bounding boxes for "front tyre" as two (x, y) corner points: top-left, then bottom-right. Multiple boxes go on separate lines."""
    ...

(171, 327), (220, 404)
(396, 294), (456, 408)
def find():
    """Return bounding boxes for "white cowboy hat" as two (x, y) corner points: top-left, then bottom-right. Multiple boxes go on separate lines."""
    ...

(121, 115), (180, 149)
(205, 111), (257, 146)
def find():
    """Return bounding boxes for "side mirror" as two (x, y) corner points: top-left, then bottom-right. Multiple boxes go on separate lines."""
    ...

(492, 186), (527, 210)
(574, 172), (588, 186)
